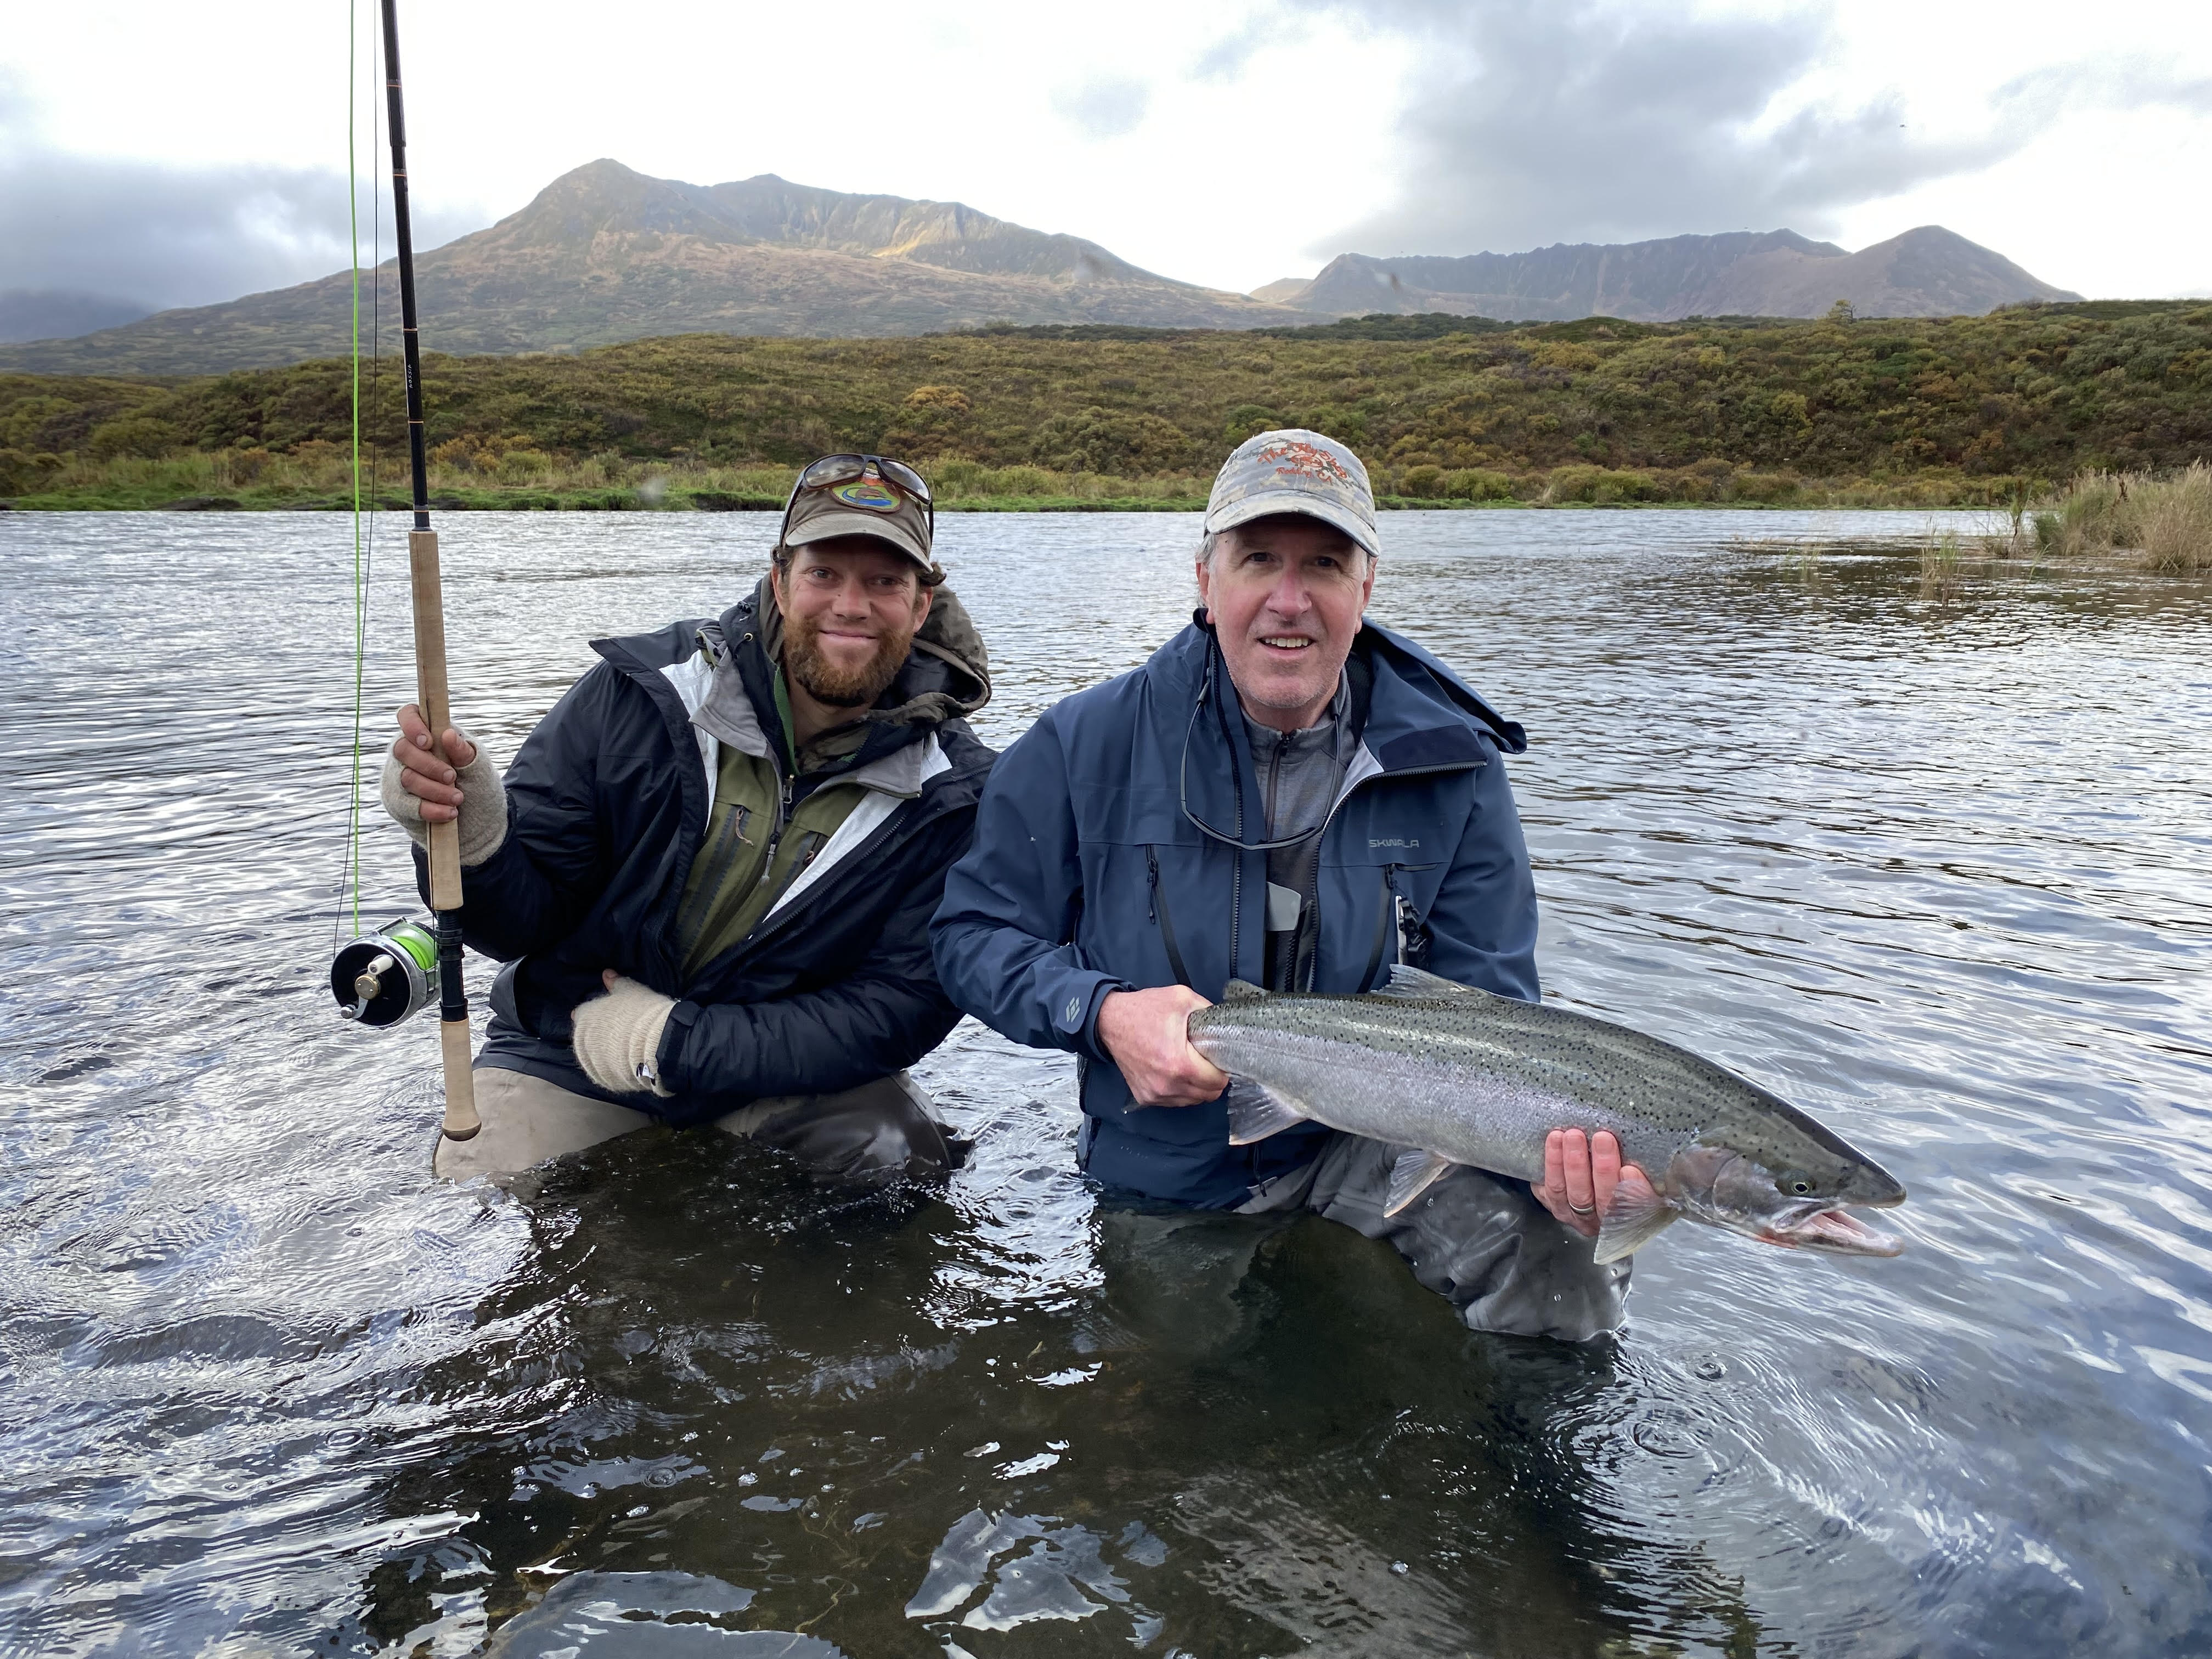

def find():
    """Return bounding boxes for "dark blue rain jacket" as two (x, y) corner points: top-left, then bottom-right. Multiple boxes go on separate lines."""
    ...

(930, 614), (1539, 1208)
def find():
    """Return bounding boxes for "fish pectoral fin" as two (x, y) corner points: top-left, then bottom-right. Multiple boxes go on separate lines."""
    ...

(1383, 1149), (1459, 1217)
(1223, 1079), (1310, 1145)
(1591, 1183), (1679, 1265)
(1219, 978), (1268, 1003)
(1369, 965), (1495, 1003)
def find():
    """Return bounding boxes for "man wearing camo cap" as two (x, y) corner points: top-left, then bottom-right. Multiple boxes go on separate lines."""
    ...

(932, 430), (1637, 1340)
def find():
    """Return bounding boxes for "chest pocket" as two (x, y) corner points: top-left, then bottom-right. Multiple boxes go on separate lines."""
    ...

(1361, 860), (1440, 988)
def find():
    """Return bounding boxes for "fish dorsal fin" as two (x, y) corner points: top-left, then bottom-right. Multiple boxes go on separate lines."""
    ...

(1383, 1149), (1458, 1217)
(1370, 965), (1487, 1002)
(1223, 1079), (1308, 1145)
(1218, 978), (1268, 1003)
(1592, 1181), (1679, 1265)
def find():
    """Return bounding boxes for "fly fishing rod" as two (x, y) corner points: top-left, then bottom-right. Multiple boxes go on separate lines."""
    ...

(328, 0), (479, 1142)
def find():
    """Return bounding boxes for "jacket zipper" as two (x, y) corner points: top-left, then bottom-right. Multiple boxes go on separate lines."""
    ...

(1146, 845), (1192, 987)
(762, 770), (797, 863)
(1362, 864), (1401, 990)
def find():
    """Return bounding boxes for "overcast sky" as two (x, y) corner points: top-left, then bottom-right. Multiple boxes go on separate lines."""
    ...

(3, 0), (2207, 315)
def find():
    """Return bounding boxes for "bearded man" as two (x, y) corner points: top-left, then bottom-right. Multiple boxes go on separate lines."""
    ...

(382, 455), (994, 1186)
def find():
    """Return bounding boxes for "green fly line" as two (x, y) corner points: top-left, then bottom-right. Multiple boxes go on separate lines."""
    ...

(342, 0), (366, 942)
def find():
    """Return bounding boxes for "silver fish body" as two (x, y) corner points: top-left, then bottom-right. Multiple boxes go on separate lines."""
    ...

(1186, 968), (1907, 1263)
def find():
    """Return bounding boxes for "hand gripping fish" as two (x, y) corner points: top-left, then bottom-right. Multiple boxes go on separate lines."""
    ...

(1187, 967), (1907, 1265)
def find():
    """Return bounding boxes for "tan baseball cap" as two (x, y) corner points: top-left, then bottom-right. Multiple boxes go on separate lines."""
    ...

(780, 459), (934, 568)
(1204, 428), (1379, 556)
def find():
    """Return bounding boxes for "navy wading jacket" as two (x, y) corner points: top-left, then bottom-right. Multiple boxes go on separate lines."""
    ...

(421, 592), (995, 1126)
(930, 615), (1539, 1209)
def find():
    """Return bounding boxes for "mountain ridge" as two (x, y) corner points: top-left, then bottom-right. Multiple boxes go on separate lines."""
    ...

(0, 161), (2087, 375)
(0, 160), (1300, 375)
(1260, 226), (2080, 322)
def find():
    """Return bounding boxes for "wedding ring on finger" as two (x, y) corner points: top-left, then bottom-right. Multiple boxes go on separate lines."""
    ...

(1568, 1199), (1597, 1215)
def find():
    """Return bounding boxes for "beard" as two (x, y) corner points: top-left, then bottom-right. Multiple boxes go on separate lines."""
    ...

(783, 610), (919, 709)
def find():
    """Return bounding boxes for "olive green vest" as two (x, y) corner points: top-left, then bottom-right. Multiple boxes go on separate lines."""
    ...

(672, 675), (868, 980)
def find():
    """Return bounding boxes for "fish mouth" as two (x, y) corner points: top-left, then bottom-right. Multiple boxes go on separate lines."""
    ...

(1758, 1207), (1906, 1257)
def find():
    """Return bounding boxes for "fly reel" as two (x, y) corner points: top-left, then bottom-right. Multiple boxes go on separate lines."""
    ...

(330, 918), (439, 1028)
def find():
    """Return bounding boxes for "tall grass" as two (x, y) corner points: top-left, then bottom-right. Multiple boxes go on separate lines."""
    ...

(1920, 530), (1967, 602)
(2034, 463), (2212, 574)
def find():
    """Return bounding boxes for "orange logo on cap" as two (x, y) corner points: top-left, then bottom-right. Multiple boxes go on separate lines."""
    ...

(1255, 437), (1356, 490)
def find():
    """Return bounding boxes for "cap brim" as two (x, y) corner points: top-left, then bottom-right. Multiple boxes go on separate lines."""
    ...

(783, 510), (932, 566)
(1204, 490), (1379, 556)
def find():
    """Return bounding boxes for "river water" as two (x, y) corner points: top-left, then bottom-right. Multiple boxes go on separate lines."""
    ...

(2, 507), (2208, 1658)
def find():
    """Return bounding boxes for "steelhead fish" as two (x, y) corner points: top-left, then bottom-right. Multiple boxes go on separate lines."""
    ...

(1186, 967), (1906, 1265)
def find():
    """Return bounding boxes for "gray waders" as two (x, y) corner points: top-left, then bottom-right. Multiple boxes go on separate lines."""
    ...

(432, 1066), (963, 1192)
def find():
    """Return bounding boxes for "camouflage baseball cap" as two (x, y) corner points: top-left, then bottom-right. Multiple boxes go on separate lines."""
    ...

(1203, 428), (1378, 556)
(780, 458), (934, 568)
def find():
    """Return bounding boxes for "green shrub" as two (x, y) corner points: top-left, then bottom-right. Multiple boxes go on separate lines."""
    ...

(1401, 465), (1446, 498)
(1443, 468), (1514, 501)
(1222, 404), (1283, 444)
(1734, 471), (1802, 503)
(1544, 464), (1671, 504)
(87, 416), (183, 460)
(976, 465), (1056, 498)
(1031, 408), (1194, 474)
(1544, 464), (1607, 503)
(929, 458), (985, 497)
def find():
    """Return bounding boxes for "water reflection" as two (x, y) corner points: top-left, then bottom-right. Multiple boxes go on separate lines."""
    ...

(2, 509), (2208, 1656)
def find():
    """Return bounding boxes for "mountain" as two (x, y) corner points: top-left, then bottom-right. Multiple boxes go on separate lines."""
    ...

(0, 161), (1299, 375)
(1259, 226), (2080, 322)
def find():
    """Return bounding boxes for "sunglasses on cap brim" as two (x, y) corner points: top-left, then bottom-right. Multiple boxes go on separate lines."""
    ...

(786, 454), (934, 524)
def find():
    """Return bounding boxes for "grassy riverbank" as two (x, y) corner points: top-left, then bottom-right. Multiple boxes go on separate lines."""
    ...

(3, 300), (2205, 514)
(0, 449), (1984, 514)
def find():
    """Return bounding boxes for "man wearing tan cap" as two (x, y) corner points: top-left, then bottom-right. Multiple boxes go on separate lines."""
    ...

(933, 430), (1636, 1339)
(383, 455), (995, 1188)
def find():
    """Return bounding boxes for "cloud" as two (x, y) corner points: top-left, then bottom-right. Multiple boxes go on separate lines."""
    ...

(1295, 0), (2212, 259)
(0, 84), (485, 317)
(1056, 75), (1154, 140)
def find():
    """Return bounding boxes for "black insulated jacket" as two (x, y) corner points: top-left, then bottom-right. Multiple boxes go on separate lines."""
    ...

(417, 583), (995, 1125)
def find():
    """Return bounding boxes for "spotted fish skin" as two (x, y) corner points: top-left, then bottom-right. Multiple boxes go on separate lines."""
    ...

(1187, 968), (1906, 1260)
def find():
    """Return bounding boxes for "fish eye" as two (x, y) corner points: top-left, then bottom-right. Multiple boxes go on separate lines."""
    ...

(1787, 1177), (1814, 1196)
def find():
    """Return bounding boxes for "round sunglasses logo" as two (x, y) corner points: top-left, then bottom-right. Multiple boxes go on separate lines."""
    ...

(830, 479), (900, 512)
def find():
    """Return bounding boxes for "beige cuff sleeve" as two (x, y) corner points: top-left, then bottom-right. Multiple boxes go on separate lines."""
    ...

(571, 976), (676, 1097)
(379, 744), (509, 868)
